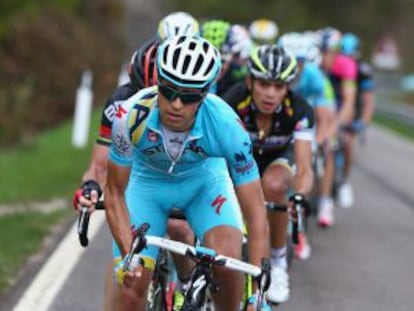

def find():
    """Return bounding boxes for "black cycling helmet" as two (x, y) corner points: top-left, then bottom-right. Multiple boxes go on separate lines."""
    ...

(128, 37), (161, 88)
(248, 45), (298, 83)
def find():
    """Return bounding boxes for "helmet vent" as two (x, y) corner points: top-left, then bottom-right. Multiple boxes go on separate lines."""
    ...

(172, 48), (181, 68)
(183, 55), (191, 74)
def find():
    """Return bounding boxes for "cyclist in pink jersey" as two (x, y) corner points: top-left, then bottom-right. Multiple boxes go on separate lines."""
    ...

(317, 27), (358, 225)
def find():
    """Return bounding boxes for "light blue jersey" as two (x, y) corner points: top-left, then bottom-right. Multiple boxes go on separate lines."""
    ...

(109, 86), (258, 262)
(293, 62), (335, 109)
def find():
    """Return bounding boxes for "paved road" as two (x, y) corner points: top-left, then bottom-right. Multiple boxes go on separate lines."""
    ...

(5, 125), (413, 311)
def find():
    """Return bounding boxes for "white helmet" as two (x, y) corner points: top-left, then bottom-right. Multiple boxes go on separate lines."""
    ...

(228, 24), (253, 60)
(156, 36), (222, 89)
(278, 32), (319, 63)
(157, 11), (200, 40)
(249, 19), (279, 44)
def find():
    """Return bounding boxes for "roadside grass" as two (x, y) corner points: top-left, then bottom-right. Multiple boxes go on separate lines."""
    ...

(0, 208), (71, 293)
(0, 109), (101, 203)
(0, 108), (101, 294)
(373, 113), (414, 141)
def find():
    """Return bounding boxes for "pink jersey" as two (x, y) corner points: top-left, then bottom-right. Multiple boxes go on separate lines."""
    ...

(330, 54), (357, 81)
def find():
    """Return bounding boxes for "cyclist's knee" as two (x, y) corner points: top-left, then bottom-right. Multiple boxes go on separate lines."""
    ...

(204, 226), (243, 259)
(167, 219), (194, 242)
(262, 175), (290, 200)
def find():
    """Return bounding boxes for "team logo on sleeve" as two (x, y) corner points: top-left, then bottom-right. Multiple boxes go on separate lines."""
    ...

(113, 133), (131, 155)
(295, 117), (310, 130)
(115, 104), (127, 119)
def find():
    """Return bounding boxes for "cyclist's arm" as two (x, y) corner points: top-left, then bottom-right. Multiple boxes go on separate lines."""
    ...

(82, 144), (109, 187)
(293, 103), (315, 195)
(105, 161), (132, 257)
(217, 112), (270, 268)
(235, 180), (270, 267)
(293, 139), (313, 195)
(338, 80), (356, 125)
(315, 106), (335, 144)
(105, 101), (134, 257)
(361, 90), (374, 125)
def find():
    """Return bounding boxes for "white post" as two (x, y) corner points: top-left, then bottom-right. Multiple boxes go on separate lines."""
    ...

(118, 63), (130, 86)
(72, 70), (93, 148)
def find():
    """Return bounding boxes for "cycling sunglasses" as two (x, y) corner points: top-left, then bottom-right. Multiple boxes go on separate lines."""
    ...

(158, 81), (207, 104)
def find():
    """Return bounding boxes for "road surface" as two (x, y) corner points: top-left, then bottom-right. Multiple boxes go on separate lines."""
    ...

(3, 124), (413, 311)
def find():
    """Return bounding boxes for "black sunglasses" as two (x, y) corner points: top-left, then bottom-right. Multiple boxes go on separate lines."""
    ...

(158, 81), (207, 104)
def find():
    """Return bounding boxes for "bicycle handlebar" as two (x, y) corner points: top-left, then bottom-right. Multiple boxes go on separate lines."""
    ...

(127, 223), (270, 285)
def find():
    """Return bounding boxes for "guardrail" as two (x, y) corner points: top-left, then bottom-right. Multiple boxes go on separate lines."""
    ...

(374, 91), (414, 126)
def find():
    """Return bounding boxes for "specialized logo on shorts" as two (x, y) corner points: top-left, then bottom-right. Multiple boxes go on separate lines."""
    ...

(211, 195), (227, 215)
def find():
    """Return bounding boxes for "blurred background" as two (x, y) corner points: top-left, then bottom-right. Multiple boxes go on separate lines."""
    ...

(1, 0), (413, 148)
(0, 0), (413, 309)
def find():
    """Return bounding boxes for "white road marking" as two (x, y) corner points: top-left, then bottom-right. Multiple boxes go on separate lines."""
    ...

(12, 212), (106, 311)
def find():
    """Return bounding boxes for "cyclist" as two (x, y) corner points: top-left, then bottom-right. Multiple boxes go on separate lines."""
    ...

(341, 33), (374, 132)
(317, 27), (358, 218)
(157, 11), (200, 39)
(278, 32), (336, 259)
(72, 37), (160, 311)
(201, 19), (241, 95)
(73, 13), (201, 311)
(340, 32), (375, 186)
(106, 35), (270, 311)
(249, 19), (279, 45)
(222, 45), (315, 303)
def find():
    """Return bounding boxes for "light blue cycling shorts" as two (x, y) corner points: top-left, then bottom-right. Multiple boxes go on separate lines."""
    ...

(112, 159), (244, 261)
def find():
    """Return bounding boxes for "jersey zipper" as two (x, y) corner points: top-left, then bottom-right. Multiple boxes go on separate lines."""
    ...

(150, 126), (201, 174)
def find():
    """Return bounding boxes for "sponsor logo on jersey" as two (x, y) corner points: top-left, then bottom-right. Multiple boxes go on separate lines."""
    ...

(115, 105), (128, 119)
(234, 152), (247, 162)
(148, 130), (158, 142)
(113, 133), (131, 155)
(235, 161), (254, 174)
(104, 100), (125, 122)
(295, 117), (310, 130)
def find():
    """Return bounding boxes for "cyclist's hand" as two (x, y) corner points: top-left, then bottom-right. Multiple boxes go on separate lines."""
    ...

(114, 255), (142, 287)
(352, 119), (366, 133)
(72, 180), (102, 212)
(247, 294), (272, 311)
(288, 193), (311, 220)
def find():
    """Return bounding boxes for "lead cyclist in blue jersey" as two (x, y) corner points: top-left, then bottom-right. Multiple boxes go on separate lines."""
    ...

(105, 35), (271, 311)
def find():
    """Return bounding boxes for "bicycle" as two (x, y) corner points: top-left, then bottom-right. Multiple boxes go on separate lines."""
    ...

(124, 223), (272, 311)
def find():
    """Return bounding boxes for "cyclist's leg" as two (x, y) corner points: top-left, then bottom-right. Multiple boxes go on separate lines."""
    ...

(185, 168), (244, 311)
(338, 130), (356, 208)
(318, 140), (336, 227)
(111, 178), (169, 311)
(104, 262), (116, 311)
(166, 218), (195, 279)
(259, 149), (293, 303)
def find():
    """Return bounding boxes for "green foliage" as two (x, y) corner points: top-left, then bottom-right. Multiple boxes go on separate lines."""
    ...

(373, 114), (414, 141)
(0, 109), (101, 203)
(0, 209), (70, 293)
(0, 2), (124, 146)
(0, 0), (81, 38)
